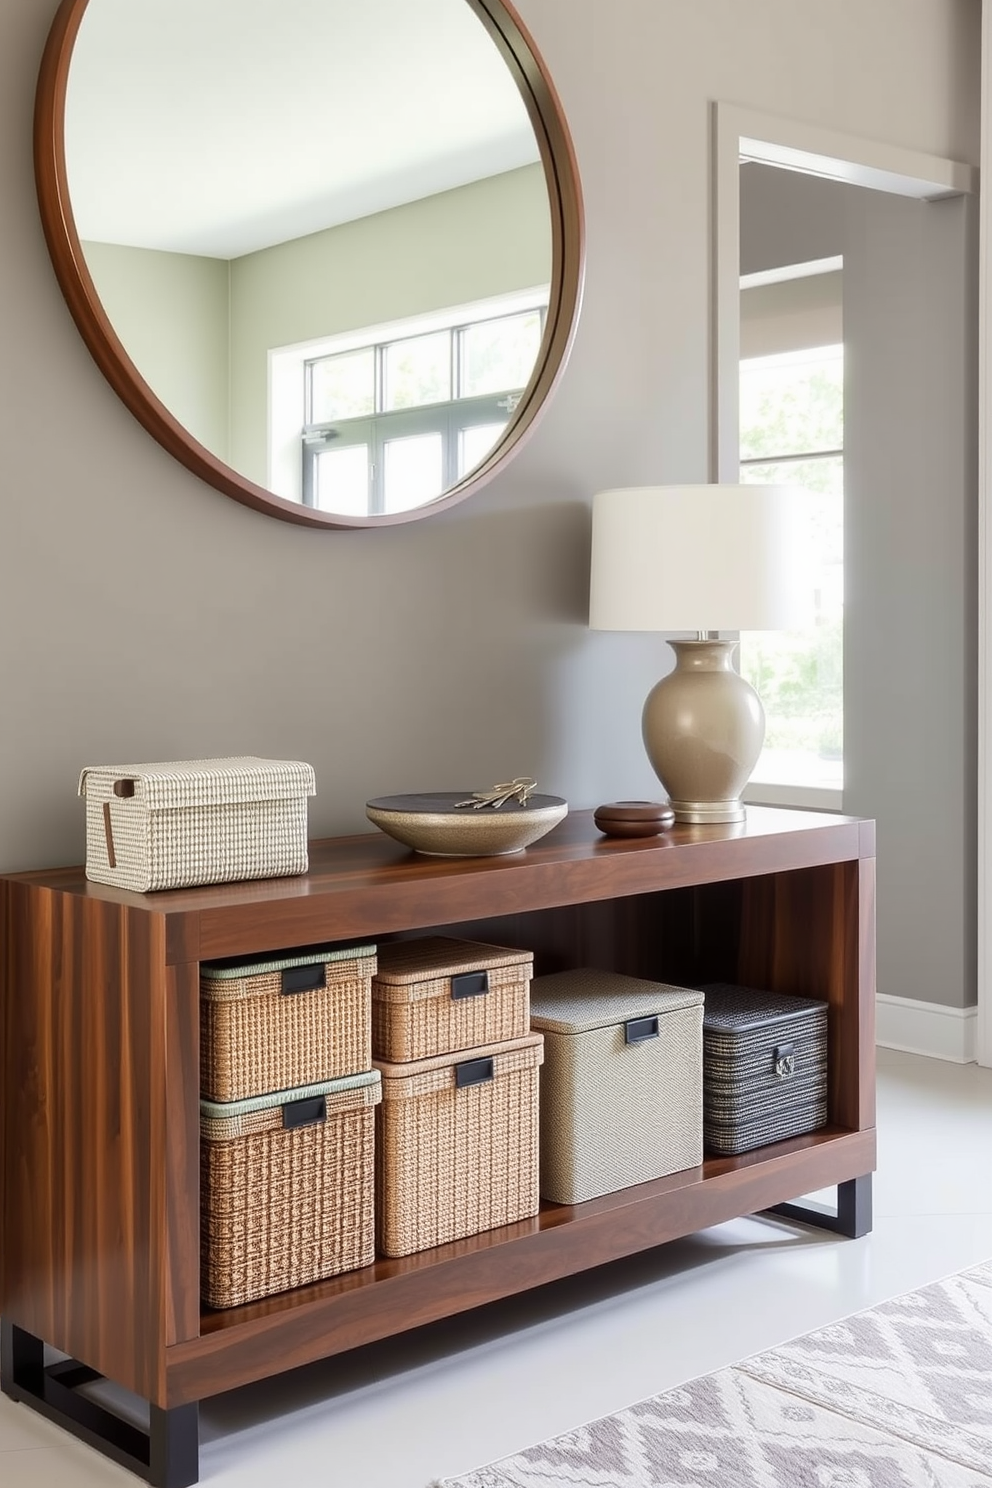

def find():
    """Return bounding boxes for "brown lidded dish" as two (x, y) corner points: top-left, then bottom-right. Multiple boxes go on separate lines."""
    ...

(593, 800), (676, 838)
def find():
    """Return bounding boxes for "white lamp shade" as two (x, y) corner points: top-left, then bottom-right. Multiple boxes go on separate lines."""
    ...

(589, 484), (813, 632)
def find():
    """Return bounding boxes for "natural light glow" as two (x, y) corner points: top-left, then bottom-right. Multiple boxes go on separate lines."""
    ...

(739, 343), (843, 793)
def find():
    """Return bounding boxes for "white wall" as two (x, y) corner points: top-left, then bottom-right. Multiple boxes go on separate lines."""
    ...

(0, 0), (980, 1025)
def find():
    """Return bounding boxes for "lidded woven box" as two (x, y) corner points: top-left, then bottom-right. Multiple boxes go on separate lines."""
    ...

(700, 983), (828, 1155)
(200, 1069), (381, 1309)
(372, 936), (533, 1062)
(529, 969), (704, 1205)
(374, 1032), (543, 1258)
(200, 943), (376, 1103)
(78, 756), (316, 892)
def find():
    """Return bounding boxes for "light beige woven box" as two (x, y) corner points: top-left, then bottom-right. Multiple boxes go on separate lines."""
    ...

(375, 1032), (543, 1258)
(200, 1070), (380, 1309)
(200, 943), (376, 1102)
(529, 969), (704, 1205)
(78, 756), (316, 892)
(372, 936), (533, 1063)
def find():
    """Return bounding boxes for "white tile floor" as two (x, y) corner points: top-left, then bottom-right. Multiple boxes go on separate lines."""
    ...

(3, 1047), (992, 1488)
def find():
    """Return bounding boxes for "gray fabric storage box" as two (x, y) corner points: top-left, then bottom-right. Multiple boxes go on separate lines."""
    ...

(529, 969), (704, 1205)
(701, 983), (828, 1155)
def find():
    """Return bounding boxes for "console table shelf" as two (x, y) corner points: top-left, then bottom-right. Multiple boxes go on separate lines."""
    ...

(1, 806), (876, 1486)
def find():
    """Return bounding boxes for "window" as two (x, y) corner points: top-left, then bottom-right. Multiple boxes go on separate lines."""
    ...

(301, 305), (546, 515)
(738, 343), (844, 794)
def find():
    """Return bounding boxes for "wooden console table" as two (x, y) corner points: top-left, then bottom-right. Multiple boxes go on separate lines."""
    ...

(0, 806), (876, 1486)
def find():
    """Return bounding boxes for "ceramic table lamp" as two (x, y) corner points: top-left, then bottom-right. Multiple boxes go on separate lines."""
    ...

(589, 484), (811, 824)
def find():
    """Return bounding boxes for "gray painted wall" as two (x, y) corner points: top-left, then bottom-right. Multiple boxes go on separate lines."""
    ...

(0, 0), (979, 1010)
(844, 188), (977, 1010)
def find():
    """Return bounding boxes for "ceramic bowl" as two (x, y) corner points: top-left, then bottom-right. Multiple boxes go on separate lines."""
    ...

(365, 791), (568, 857)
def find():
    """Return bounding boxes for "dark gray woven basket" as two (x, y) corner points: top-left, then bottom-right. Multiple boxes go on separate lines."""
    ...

(700, 983), (828, 1155)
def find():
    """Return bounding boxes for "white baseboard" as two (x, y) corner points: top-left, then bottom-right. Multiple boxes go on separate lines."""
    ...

(876, 994), (978, 1063)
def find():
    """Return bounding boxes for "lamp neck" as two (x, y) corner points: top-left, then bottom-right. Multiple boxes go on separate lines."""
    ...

(668, 637), (740, 673)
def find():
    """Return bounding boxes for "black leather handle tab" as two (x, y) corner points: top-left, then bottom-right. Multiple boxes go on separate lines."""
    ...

(282, 1095), (327, 1129)
(455, 1057), (495, 1088)
(282, 962), (327, 995)
(451, 970), (489, 1000)
(625, 1015), (660, 1044)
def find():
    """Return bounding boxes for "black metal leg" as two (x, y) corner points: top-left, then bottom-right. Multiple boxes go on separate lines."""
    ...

(150, 1402), (200, 1488)
(765, 1173), (873, 1239)
(1, 1315), (44, 1396)
(1, 1319), (199, 1487)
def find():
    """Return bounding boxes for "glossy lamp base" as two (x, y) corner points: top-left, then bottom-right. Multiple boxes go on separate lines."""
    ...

(642, 638), (764, 825)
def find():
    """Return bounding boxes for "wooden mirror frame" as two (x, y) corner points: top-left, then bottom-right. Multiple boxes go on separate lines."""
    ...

(34, 0), (584, 529)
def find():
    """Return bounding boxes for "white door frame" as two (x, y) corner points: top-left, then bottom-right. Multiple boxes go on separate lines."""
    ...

(979, 11), (992, 1068)
(712, 103), (986, 1065)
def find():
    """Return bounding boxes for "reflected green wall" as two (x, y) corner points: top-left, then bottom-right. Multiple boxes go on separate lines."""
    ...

(82, 241), (230, 458)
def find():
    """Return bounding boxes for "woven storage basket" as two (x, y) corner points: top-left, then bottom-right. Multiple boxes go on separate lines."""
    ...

(375, 1032), (543, 1258)
(529, 968), (704, 1205)
(200, 943), (376, 1102)
(200, 1070), (380, 1309)
(701, 982), (828, 1155)
(78, 756), (316, 892)
(372, 936), (533, 1062)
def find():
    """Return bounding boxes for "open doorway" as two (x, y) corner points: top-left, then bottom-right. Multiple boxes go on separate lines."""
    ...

(713, 106), (982, 1065)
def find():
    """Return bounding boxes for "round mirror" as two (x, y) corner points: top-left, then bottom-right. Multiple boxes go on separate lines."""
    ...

(35, 0), (584, 528)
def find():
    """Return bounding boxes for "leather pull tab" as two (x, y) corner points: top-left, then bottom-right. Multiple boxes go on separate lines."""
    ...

(773, 1043), (796, 1079)
(102, 802), (117, 869)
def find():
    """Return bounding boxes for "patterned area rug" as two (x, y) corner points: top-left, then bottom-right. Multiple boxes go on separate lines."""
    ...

(432, 1259), (992, 1487)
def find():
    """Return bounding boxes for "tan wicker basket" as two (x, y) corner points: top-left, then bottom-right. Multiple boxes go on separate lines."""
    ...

(375, 1033), (543, 1258)
(200, 943), (375, 1102)
(372, 936), (532, 1062)
(200, 1071), (380, 1309)
(78, 757), (316, 892)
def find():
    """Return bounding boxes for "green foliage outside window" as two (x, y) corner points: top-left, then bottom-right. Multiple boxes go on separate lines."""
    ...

(738, 346), (844, 785)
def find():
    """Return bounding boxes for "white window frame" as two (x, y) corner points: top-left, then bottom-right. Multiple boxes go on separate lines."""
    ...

(267, 285), (549, 508)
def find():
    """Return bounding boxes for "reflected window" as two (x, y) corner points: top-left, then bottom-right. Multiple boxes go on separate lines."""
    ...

(458, 422), (504, 478)
(313, 443), (370, 515)
(384, 433), (445, 511)
(738, 343), (844, 793)
(384, 333), (451, 411)
(301, 301), (546, 515)
(309, 349), (376, 423)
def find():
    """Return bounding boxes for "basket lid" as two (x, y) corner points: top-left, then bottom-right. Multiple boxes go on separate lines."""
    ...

(529, 968), (703, 1033)
(199, 1068), (380, 1120)
(374, 1031), (543, 1082)
(700, 983), (828, 1034)
(201, 941), (376, 982)
(78, 757), (316, 810)
(373, 935), (533, 986)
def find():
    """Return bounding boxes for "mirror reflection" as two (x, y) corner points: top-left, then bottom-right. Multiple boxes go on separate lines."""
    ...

(64, 0), (553, 518)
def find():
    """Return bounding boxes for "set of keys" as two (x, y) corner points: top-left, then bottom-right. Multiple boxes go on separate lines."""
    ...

(454, 777), (538, 810)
